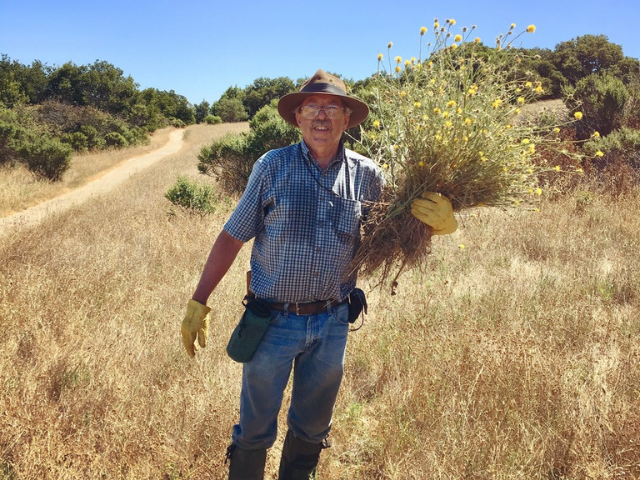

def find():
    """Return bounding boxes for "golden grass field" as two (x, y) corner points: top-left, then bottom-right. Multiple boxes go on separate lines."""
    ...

(0, 123), (639, 479)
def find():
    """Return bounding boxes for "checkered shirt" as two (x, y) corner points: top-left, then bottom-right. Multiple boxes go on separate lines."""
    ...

(224, 140), (384, 303)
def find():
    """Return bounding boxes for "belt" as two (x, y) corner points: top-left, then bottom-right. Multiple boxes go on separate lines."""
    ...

(267, 298), (347, 316)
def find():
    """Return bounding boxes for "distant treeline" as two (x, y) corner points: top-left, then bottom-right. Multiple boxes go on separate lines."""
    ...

(1, 34), (639, 180)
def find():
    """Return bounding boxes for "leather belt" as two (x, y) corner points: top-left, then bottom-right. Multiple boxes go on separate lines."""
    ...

(267, 298), (347, 316)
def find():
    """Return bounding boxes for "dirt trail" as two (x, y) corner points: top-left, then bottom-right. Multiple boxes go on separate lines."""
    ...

(0, 129), (185, 238)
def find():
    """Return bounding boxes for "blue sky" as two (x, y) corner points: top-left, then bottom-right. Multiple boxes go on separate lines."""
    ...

(2, 0), (638, 105)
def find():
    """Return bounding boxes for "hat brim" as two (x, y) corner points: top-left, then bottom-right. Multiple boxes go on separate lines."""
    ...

(277, 91), (369, 129)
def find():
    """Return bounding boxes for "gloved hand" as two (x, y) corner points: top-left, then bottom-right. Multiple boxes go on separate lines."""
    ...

(181, 299), (211, 358)
(411, 192), (457, 235)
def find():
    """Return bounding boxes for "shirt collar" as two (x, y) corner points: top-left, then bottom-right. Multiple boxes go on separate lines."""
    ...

(300, 140), (346, 169)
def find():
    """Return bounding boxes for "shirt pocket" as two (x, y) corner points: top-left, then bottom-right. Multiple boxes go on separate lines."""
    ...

(330, 197), (362, 246)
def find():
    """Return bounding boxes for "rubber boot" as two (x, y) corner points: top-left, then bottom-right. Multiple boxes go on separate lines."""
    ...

(226, 443), (267, 480)
(277, 430), (329, 480)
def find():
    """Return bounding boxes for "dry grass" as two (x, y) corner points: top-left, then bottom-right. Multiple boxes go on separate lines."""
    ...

(1, 124), (639, 479)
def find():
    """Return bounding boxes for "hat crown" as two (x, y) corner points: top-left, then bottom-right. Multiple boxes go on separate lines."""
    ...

(299, 70), (347, 95)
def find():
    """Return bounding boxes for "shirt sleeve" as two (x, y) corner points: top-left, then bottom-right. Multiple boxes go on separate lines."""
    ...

(223, 153), (269, 242)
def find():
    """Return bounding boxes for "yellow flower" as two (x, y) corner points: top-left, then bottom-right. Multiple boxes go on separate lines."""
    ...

(434, 21), (440, 29)
(451, 43), (458, 50)
(515, 108), (521, 114)
(449, 18), (456, 25)
(517, 97), (525, 105)
(595, 150), (604, 157)
(525, 81), (533, 88)
(388, 42), (393, 49)
(574, 111), (583, 120)
(492, 99), (502, 109)
(528, 145), (536, 154)
(420, 26), (427, 35)
(454, 34), (462, 42)
(536, 188), (542, 196)
(405, 60), (411, 66)
(377, 53), (383, 61)
(510, 23), (516, 29)
(373, 120), (381, 128)
(526, 25), (536, 33)
(535, 86), (544, 93)
(411, 57), (416, 64)
(414, 101), (422, 108)
(395, 56), (402, 64)
(400, 91), (407, 97)
(445, 120), (453, 127)
(418, 161), (425, 167)
(576, 168), (584, 173)
(382, 163), (389, 169)
(465, 118), (473, 125)
(555, 165), (561, 171)
(433, 107), (442, 114)
(468, 85), (478, 95)
(446, 100), (456, 108)
(457, 107), (462, 114)
(521, 138), (530, 144)
(592, 131), (600, 138)
(474, 37), (481, 43)
(442, 111), (449, 118)
(459, 244), (465, 250)
(395, 66), (401, 73)
(553, 127), (561, 133)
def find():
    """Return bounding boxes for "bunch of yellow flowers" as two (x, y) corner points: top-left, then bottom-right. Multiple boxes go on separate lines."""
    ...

(352, 20), (579, 286)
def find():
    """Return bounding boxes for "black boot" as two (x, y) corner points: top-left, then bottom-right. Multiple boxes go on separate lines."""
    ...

(278, 430), (329, 480)
(226, 443), (267, 480)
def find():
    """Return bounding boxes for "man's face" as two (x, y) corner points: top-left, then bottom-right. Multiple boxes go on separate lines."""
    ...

(295, 95), (350, 158)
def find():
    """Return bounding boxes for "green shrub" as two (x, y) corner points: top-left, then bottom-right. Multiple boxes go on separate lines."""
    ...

(204, 114), (222, 125)
(62, 131), (89, 151)
(164, 176), (217, 215)
(0, 119), (23, 164)
(104, 132), (128, 148)
(582, 127), (640, 194)
(564, 72), (629, 138)
(19, 136), (72, 181)
(198, 102), (300, 195)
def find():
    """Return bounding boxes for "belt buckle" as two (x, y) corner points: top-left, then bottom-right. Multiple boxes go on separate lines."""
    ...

(295, 302), (302, 316)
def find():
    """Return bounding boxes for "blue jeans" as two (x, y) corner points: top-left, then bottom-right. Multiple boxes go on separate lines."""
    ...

(232, 302), (350, 450)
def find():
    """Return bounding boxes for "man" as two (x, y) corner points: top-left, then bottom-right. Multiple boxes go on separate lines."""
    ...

(181, 70), (457, 479)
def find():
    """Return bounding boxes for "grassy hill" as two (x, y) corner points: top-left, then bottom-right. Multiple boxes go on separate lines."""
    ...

(0, 124), (638, 479)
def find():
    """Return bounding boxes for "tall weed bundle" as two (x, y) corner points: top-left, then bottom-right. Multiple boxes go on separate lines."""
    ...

(353, 21), (581, 290)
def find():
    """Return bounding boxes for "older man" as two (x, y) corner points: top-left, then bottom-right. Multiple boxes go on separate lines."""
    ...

(182, 70), (456, 479)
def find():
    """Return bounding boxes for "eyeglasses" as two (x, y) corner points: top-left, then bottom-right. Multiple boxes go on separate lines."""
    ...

(298, 104), (347, 119)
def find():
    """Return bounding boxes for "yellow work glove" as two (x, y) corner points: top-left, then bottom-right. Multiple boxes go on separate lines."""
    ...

(410, 192), (457, 235)
(181, 299), (211, 358)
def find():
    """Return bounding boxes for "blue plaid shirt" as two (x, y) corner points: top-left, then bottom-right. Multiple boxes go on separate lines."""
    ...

(224, 140), (384, 303)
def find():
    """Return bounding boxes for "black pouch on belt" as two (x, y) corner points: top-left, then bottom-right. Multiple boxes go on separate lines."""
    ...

(226, 297), (275, 363)
(348, 288), (368, 323)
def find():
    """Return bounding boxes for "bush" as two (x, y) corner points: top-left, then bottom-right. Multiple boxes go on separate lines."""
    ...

(0, 119), (23, 164)
(564, 72), (629, 138)
(197, 102), (300, 195)
(204, 115), (222, 125)
(61, 131), (89, 151)
(164, 176), (217, 215)
(104, 132), (129, 148)
(19, 136), (72, 181)
(582, 127), (640, 194)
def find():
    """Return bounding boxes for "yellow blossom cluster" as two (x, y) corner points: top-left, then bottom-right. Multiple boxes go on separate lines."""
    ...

(361, 20), (583, 213)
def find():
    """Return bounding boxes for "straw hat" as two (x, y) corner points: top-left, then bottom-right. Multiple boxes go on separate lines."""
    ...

(277, 69), (369, 128)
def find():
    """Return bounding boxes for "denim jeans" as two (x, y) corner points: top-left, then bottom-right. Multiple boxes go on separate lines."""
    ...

(232, 302), (350, 450)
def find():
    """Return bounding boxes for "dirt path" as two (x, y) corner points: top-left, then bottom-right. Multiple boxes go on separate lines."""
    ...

(0, 129), (185, 238)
